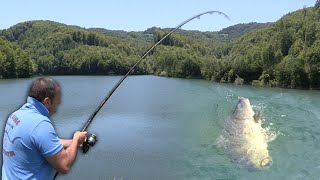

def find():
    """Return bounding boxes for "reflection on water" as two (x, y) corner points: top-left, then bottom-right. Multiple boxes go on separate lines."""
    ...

(0, 75), (320, 179)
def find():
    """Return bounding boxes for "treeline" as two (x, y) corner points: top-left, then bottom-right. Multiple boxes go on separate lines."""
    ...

(0, 5), (319, 89)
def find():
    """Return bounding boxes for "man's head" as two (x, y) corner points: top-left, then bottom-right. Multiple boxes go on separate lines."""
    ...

(28, 78), (61, 115)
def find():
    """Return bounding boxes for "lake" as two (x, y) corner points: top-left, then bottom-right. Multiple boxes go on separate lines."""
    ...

(0, 75), (319, 179)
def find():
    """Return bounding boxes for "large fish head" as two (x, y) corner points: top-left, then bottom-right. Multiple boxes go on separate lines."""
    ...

(232, 97), (255, 120)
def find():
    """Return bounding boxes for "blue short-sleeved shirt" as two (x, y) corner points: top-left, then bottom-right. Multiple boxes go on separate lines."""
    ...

(2, 97), (63, 180)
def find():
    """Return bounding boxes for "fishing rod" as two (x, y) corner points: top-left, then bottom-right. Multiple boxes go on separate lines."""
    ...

(81, 10), (230, 153)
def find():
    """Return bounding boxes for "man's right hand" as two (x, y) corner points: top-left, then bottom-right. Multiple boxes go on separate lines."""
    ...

(73, 131), (87, 147)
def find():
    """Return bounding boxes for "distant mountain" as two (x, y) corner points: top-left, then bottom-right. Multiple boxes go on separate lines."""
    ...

(219, 22), (270, 40)
(89, 28), (153, 43)
(90, 22), (267, 45)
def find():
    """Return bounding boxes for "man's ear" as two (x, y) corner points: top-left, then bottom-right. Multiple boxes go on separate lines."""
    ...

(42, 97), (51, 107)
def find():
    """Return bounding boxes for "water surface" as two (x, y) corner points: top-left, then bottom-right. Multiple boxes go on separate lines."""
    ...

(0, 75), (319, 179)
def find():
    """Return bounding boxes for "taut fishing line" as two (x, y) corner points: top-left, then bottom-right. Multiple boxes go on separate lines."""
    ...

(81, 10), (230, 153)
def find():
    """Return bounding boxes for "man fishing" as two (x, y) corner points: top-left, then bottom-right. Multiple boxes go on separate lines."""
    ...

(2, 77), (87, 179)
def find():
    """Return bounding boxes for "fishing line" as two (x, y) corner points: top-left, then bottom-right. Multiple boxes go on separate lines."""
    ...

(81, 10), (230, 153)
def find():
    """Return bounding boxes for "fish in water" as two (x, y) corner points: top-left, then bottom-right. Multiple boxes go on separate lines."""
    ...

(217, 97), (272, 170)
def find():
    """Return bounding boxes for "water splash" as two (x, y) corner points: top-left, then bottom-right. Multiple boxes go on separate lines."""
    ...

(217, 100), (279, 170)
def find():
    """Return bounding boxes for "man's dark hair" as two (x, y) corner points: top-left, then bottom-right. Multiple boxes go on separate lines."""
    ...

(28, 78), (60, 102)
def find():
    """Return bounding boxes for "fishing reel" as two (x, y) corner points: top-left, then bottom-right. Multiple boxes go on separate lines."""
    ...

(82, 133), (97, 153)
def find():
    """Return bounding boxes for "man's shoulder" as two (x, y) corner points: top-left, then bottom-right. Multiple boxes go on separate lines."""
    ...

(11, 107), (52, 132)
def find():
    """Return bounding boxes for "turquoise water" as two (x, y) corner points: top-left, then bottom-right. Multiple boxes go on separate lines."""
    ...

(0, 75), (319, 179)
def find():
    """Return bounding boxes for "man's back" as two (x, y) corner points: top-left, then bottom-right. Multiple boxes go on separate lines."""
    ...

(2, 97), (63, 179)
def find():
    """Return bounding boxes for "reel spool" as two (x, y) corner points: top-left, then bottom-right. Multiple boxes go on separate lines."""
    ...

(82, 133), (97, 153)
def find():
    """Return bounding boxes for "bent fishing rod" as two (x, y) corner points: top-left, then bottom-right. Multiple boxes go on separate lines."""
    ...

(81, 10), (230, 153)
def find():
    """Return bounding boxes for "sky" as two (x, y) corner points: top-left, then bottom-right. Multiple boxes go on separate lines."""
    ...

(0, 0), (316, 32)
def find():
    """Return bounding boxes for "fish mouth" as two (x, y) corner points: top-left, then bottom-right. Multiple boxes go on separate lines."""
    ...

(238, 97), (251, 107)
(259, 156), (273, 168)
(239, 97), (249, 102)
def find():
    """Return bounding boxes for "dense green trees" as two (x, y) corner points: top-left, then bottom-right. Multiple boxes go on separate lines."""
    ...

(1, 6), (320, 89)
(1, 20), (147, 76)
(206, 6), (320, 89)
(0, 37), (35, 78)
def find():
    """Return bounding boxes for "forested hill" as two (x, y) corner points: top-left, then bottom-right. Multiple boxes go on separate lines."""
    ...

(216, 6), (320, 89)
(0, 19), (264, 78)
(0, 5), (319, 89)
(1, 20), (152, 76)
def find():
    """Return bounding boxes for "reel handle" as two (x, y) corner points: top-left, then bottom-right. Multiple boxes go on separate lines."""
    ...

(82, 133), (97, 153)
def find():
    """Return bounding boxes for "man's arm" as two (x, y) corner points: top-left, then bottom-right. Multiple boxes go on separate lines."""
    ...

(47, 131), (87, 174)
(59, 138), (72, 148)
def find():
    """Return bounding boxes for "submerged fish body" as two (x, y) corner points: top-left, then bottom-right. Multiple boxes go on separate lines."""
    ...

(217, 97), (272, 170)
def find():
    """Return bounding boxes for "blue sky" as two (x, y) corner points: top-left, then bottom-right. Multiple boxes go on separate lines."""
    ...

(1, 0), (316, 32)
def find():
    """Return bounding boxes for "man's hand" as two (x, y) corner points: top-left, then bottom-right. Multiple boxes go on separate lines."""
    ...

(73, 131), (87, 147)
